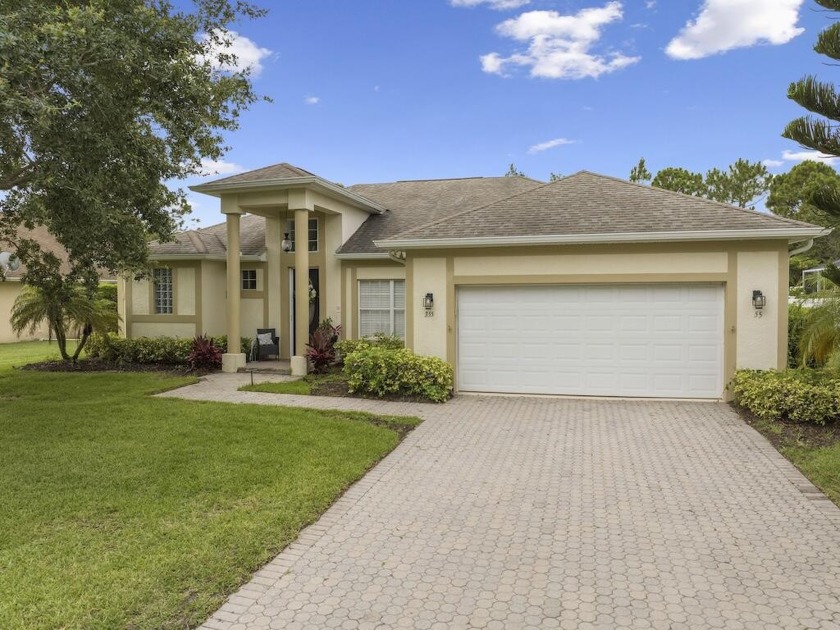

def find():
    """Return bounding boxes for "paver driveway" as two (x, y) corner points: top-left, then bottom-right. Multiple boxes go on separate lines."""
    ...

(164, 380), (840, 629)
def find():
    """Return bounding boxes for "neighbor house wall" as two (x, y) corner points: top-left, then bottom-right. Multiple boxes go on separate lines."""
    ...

(403, 240), (789, 396)
(0, 281), (48, 342)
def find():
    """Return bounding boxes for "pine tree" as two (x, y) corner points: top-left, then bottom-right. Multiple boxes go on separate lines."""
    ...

(783, 0), (840, 217)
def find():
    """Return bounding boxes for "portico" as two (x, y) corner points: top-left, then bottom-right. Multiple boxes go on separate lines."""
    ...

(190, 164), (385, 374)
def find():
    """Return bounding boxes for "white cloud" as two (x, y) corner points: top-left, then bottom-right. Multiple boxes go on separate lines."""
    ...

(481, 2), (640, 79)
(762, 159), (785, 168)
(200, 30), (273, 76)
(645, 1), (656, 8)
(781, 149), (839, 165)
(528, 137), (576, 154)
(666, 0), (804, 60)
(451, 0), (530, 9)
(304, 96), (320, 105)
(199, 158), (245, 176)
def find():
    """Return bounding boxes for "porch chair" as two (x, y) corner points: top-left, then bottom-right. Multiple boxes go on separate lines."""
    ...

(254, 328), (279, 361)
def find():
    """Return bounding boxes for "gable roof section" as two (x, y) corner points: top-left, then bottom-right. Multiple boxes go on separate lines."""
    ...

(378, 171), (827, 248)
(190, 162), (386, 214)
(337, 176), (543, 255)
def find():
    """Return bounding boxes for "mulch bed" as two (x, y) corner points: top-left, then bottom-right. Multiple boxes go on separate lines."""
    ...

(21, 359), (210, 376)
(732, 403), (840, 450)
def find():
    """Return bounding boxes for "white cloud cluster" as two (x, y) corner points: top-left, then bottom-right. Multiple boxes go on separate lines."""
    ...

(200, 30), (273, 76)
(199, 158), (245, 176)
(763, 150), (839, 168)
(528, 138), (576, 154)
(480, 2), (639, 79)
(304, 96), (320, 105)
(666, 0), (804, 60)
(451, 0), (530, 9)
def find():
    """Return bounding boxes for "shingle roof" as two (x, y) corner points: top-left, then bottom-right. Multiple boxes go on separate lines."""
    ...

(0, 225), (117, 280)
(382, 171), (820, 244)
(199, 162), (317, 187)
(337, 176), (542, 255)
(150, 214), (265, 257)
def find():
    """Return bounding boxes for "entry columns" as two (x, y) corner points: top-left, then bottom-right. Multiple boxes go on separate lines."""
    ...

(222, 211), (246, 372)
(291, 207), (310, 376)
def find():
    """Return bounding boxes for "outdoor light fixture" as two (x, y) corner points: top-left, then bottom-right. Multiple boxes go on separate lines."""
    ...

(752, 290), (766, 310)
(281, 233), (292, 253)
(0, 251), (20, 272)
(423, 293), (434, 311)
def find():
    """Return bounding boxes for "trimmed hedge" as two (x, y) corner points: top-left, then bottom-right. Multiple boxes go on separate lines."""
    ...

(86, 333), (251, 365)
(730, 369), (840, 425)
(343, 346), (453, 403)
(334, 333), (404, 360)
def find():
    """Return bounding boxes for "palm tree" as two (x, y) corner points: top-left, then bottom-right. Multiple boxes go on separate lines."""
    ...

(10, 283), (119, 362)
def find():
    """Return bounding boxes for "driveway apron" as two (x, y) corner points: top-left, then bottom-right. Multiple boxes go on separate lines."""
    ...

(162, 379), (840, 630)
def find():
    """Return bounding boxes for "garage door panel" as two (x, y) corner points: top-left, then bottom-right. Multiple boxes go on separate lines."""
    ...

(457, 284), (723, 399)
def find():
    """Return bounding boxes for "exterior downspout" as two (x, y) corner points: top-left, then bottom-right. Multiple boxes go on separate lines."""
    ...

(789, 239), (814, 257)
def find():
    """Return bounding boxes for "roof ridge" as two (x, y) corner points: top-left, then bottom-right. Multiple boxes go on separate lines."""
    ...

(574, 170), (816, 228)
(186, 231), (208, 254)
(386, 178), (551, 241)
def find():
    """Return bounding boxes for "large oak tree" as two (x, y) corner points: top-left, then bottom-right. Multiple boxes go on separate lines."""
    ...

(0, 0), (266, 290)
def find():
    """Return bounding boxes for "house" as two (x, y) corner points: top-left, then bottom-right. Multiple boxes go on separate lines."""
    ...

(119, 163), (827, 399)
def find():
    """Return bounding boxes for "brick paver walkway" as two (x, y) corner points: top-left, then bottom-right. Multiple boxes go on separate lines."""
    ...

(160, 376), (840, 629)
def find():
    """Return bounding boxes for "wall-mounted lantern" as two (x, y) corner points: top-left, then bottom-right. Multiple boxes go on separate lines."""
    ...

(281, 233), (292, 253)
(0, 251), (20, 273)
(423, 293), (434, 311)
(752, 290), (766, 311)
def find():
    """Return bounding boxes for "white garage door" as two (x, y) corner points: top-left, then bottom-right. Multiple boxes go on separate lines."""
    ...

(457, 284), (724, 399)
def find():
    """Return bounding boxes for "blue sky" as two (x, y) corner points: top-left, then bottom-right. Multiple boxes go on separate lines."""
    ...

(185, 0), (836, 225)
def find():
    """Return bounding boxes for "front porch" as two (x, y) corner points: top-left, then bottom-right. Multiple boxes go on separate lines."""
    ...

(189, 167), (386, 375)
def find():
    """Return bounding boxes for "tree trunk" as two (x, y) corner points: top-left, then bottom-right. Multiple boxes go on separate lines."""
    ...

(73, 324), (93, 362)
(52, 320), (70, 361)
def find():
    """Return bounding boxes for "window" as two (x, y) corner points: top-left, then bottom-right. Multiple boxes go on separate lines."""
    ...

(241, 269), (257, 290)
(359, 280), (405, 339)
(153, 268), (173, 314)
(286, 218), (318, 252)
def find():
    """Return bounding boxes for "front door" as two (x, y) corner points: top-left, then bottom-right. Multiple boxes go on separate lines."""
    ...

(289, 268), (320, 355)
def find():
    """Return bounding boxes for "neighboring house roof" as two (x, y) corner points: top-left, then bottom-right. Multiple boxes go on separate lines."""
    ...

(338, 176), (542, 255)
(378, 171), (827, 249)
(0, 225), (117, 281)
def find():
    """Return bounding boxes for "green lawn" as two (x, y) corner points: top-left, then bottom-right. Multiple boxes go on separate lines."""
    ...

(784, 444), (840, 505)
(242, 378), (312, 395)
(0, 339), (78, 371)
(0, 342), (419, 629)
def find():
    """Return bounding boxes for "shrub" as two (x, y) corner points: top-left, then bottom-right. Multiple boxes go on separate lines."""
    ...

(730, 369), (840, 425)
(187, 334), (222, 370)
(335, 333), (404, 360)
(343, 347), (453, 403)
(788, 301), (812, 368)
(305, 319), (343, 373)
(86, 333), (251, 366)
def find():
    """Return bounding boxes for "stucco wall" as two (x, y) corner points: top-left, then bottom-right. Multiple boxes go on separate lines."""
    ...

(0, 281), (48, 342)
(411, 257), (448, 359)
(736, 250), (784, 370)
(402, 242), (788, 395)
(202, 261), (227, 336)
(241, 298), (264, 340)
(176, 267), (196, 316)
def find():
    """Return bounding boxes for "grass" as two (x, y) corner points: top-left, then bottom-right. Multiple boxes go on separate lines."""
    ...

(741, 413), (840, 507)
(241, 371), (350, 397)
(0, 341), (420, 629)
(242, 378), (312, 395)
(0, 339), (78, 371)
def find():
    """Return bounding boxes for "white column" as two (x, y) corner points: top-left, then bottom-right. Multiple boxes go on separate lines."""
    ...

(222, 211), (246, 372)
(291, 207), (310, 376)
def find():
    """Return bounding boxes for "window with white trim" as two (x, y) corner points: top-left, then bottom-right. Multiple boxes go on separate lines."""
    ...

(153, 268), (173, 314)
(241, 269), (257, 290)
(359, 280), (405, 339)
(286, 218), (318, 252)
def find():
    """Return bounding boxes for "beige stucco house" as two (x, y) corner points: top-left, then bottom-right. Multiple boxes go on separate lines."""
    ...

(0, 226), (118, 343)
(119, 163), (827, 399)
